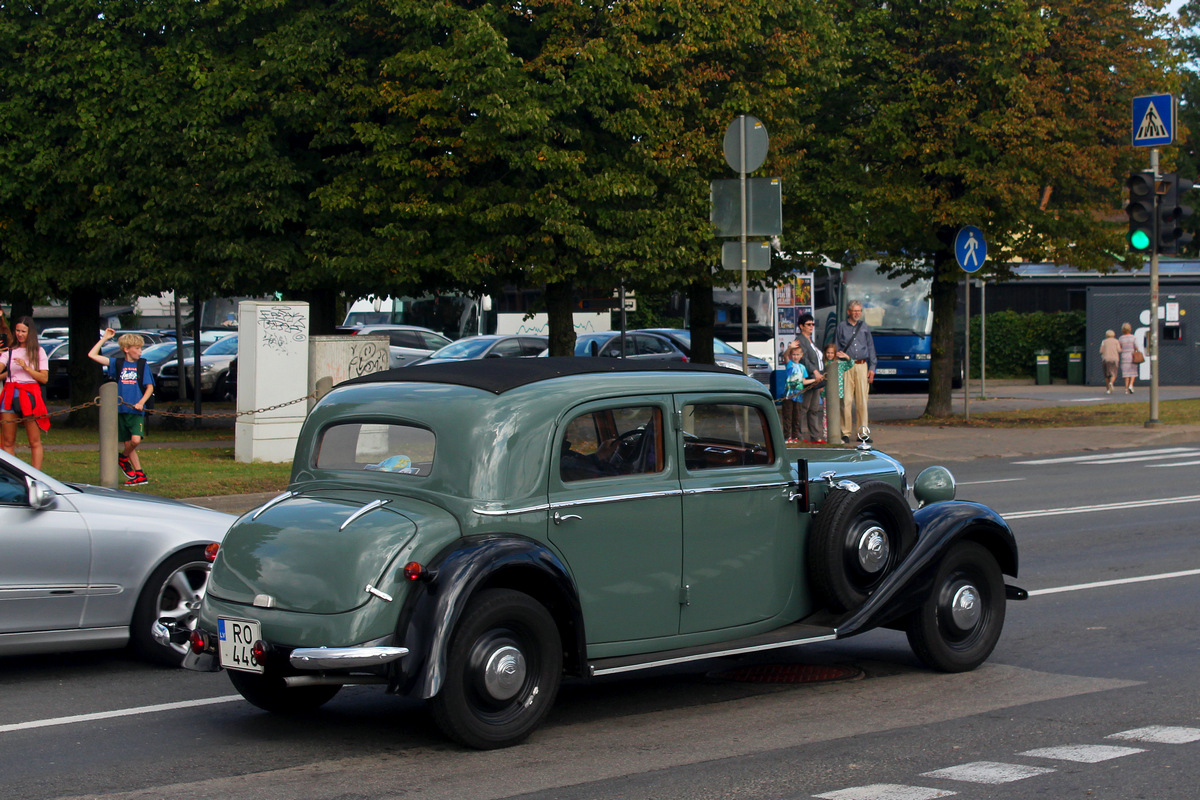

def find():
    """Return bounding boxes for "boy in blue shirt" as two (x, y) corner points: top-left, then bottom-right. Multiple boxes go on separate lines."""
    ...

(88, 328), (155, 486)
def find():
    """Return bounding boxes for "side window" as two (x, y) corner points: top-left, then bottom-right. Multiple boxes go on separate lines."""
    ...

(560, 406), (664, 482)
(390, 331), (419, 348)
(520, 338), (547, 356)
(637, 335), (671, 355)
(681, 403), (773, 470)
(0, 467), (26, 505)
(490, 339), (524, 358)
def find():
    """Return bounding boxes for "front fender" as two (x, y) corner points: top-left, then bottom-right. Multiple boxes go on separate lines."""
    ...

(836, 501), (1018, 638)
(393, 534), (583, 699)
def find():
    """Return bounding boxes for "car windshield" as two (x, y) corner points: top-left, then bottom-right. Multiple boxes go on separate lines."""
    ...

(666, 332), (741, 356)
(203, 336), (238, 356)
(141, 342), (179, 361)
(430, 338), (494, 360)
(314, 422), (435, 477)
(573, 334), (610, 356)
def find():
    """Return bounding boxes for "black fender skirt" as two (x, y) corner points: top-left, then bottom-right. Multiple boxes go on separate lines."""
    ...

(391, 534), (584, 699)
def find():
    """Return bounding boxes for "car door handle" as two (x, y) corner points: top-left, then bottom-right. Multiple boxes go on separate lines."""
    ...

(553, 512), (582, 525)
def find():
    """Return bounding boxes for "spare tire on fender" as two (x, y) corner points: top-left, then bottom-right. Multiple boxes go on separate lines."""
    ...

(807, 480), (916, 613)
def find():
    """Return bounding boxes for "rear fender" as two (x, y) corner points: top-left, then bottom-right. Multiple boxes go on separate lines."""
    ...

(835, 501), (1018, 637)
(392, 534), (584, 699)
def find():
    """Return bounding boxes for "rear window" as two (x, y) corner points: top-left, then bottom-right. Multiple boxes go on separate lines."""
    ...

(314, 423), (435, 476)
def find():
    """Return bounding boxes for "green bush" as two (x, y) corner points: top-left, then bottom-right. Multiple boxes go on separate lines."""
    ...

(967, 310), (1086, 379)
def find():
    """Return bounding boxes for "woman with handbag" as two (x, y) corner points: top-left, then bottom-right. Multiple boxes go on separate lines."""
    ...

(1118, 322), (1142, 394)
(0, 316), (51, 468)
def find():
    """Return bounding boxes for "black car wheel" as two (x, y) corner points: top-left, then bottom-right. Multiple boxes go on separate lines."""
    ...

(130, 546), (211, 666)
(228, 669), (342, 713)
(807, 480), (915, 613)
(429, 589), (562, 750)
(905, 541), (1005, 673)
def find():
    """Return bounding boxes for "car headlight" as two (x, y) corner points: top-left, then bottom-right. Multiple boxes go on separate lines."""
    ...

(201, 364), (215, 373)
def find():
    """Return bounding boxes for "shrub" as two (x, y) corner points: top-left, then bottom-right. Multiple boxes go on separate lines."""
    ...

(967, 310), (1086, 379)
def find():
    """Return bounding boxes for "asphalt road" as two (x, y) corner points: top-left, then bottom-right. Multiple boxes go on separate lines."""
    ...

(2, 442), (1199, 800)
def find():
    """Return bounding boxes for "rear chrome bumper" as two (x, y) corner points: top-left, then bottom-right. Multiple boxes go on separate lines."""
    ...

(290, 646), (409, 670)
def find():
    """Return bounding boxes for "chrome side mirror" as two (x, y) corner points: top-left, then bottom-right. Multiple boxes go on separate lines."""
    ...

(26, 477), (56, 511)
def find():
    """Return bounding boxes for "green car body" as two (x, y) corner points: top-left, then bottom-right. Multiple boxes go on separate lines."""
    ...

(186, 359), (1022, 749)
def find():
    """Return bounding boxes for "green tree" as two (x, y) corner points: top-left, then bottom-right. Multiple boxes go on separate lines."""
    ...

(794, 0), (1178, 416)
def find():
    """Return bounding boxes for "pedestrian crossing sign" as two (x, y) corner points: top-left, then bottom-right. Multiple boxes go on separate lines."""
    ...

(1132, 94), (1174, 147)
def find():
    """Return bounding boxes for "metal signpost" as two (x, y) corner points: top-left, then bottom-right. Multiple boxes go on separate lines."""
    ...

(719, 115), (773, 374)
(955, 226), (987, 420)
(1131, 93), (1175, 428)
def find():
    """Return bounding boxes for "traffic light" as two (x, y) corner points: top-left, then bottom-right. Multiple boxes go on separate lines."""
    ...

(1158, 172), (1194, 255)
(1126, 171), (1156, 253)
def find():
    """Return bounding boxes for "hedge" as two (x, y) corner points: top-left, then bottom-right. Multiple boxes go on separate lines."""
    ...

(966, 310), (1086, 379)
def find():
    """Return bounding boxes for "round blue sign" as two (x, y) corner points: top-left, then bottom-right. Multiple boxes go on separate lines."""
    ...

(955, 226), (987, 273)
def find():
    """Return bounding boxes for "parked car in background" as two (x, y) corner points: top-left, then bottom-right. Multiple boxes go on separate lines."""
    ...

(45, 340), (124, 399)
(411, 334), (548, 366)
(157, 335), (239, 399)
(567, 331), (689, 363)
(140, 340), (201, 380)
(183, 359), (1023, 749)
(636, 328), (774, 388)
(0, 449), (234, 665)
(335, 324), (452, 368)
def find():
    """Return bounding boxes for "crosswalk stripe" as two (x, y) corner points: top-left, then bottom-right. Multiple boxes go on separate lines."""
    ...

(1019, 744), (1144, 762)
(1002, 494), (1200, 519)
(814, 785), (956, 800)
(1146, 460), (1200, 468)
(920, 762), (1055, 784)
(1077, 452), (1200, 465)
(1012, 447), (1198, 465)
(1108, 726), (1200, 744)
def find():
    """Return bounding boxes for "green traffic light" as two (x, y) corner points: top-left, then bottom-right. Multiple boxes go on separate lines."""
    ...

(1130, 229), (1152, 251)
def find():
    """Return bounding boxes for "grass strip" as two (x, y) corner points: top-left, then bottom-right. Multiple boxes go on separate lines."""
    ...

(899, 398), (1200, 428)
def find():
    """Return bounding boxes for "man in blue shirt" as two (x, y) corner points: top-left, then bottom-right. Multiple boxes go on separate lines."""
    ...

(835, 300), (876, 444)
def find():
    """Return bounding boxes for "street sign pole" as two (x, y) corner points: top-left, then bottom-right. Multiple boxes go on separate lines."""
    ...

(964, 275), (970, 421)
(740, 115), (749, 375)
(980, 278), (986, 400)
(954, 226), (987, 421)
(1148, 148), (1161, 428)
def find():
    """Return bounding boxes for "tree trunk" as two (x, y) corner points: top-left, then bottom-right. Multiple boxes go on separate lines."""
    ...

(289, 288), (339, 335)
(686, 282), (716, 364)
(8, 291), (34, 321)
(923, 247), (959, 418)
(67, 287), (103, 427)
(545, 281), (576, 356)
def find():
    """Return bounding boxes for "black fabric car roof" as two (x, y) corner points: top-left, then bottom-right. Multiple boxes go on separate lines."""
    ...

(341, 356), (740, 394)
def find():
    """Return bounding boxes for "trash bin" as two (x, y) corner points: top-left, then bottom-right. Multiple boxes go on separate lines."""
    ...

(1067, 347), (1084, 385)
(1035, 350), (1051, 385)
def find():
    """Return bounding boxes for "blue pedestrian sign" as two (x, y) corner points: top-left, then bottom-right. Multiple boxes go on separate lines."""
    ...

(954, 226), (987, 273)
(1132, 94), (1175, 147)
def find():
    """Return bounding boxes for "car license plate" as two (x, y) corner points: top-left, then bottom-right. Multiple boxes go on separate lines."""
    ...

(218, 617), (264, 673)
(876, 368), (897, 375)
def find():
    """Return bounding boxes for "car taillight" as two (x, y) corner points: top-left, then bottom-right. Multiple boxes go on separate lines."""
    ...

(681, 355), (689, 362)
(190, 630), (210, 654)
(204, 542), (220, 562)
(252, 640), (271, 666)
(403, 561), (425, 581)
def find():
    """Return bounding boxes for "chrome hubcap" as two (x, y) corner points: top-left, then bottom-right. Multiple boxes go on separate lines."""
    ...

(482, 645), (526, 701)
(949, 583), (980, 631)
(856, 526), (890, 573)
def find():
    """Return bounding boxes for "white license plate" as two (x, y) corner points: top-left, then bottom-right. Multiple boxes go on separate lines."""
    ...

(218, 617), (264, 673)
(876, 368), (897, 375)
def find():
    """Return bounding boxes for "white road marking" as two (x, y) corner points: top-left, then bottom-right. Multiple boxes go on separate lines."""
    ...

(1069, 398), (1109, 403)
(1002, 494), (1200, 520)
(1019, 744), (1144, 762)
(1078, 452), (1200, 465)
(920, 761), (1055, 784)
(0, 695), (241, 734)
(1147, 460), (1200, 468)
(1108, 726), (1200, 744)
(958, 478), (1026, 486)
(815, 786), (956, 800)
(1027, 569), (1200, 596)
(1012, 447), (1198, 465)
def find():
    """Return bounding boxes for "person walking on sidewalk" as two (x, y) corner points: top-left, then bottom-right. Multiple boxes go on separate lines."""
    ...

(796, 313), (826, 442)
(1099, 329), (1121, 394)
(835, 300), (876, 443)
(0, 316), (51, 469)
(88, 329), (154, 486)
(1118, 322), (1141, 394)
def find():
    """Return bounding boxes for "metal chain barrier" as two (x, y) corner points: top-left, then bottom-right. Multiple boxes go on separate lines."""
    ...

(18, 394), (318, 423)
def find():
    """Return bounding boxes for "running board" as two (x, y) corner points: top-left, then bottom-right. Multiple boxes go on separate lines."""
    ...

(588, 622), (838, 677)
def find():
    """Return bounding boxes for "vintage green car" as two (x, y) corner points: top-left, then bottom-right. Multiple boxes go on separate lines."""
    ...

(182, 359), (1024, 749)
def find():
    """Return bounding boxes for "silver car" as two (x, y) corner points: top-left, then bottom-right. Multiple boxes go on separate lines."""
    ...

(0, 450), (235, 665)
(335, 324), (453, 368)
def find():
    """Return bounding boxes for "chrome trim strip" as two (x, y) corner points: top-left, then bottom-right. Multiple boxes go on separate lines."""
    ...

(474, 489), (684, 517)
(680, 481), (790, 496)
(290, 646), (410, 670)
(252, 490), (297, 520)
(474, 502), (552, 518)
(340, 498), (390, 531)
(590, 633), (838, 676)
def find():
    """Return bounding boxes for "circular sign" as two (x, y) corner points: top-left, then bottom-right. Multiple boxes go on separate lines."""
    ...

(723, 115), (769, 174)
(954, 226), (987, 273)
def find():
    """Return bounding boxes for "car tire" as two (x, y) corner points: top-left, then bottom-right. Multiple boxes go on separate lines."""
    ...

(905, 541), (1005, 673)
(807, 480), (915, 613)
(429, 589), (562, 750)
(130, 546), (211, 667)
(214, 373), (229, 401)
(228, 669), (342, 714)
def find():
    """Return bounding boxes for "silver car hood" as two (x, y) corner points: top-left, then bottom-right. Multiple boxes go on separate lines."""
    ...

(55, 482), (236, 539)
